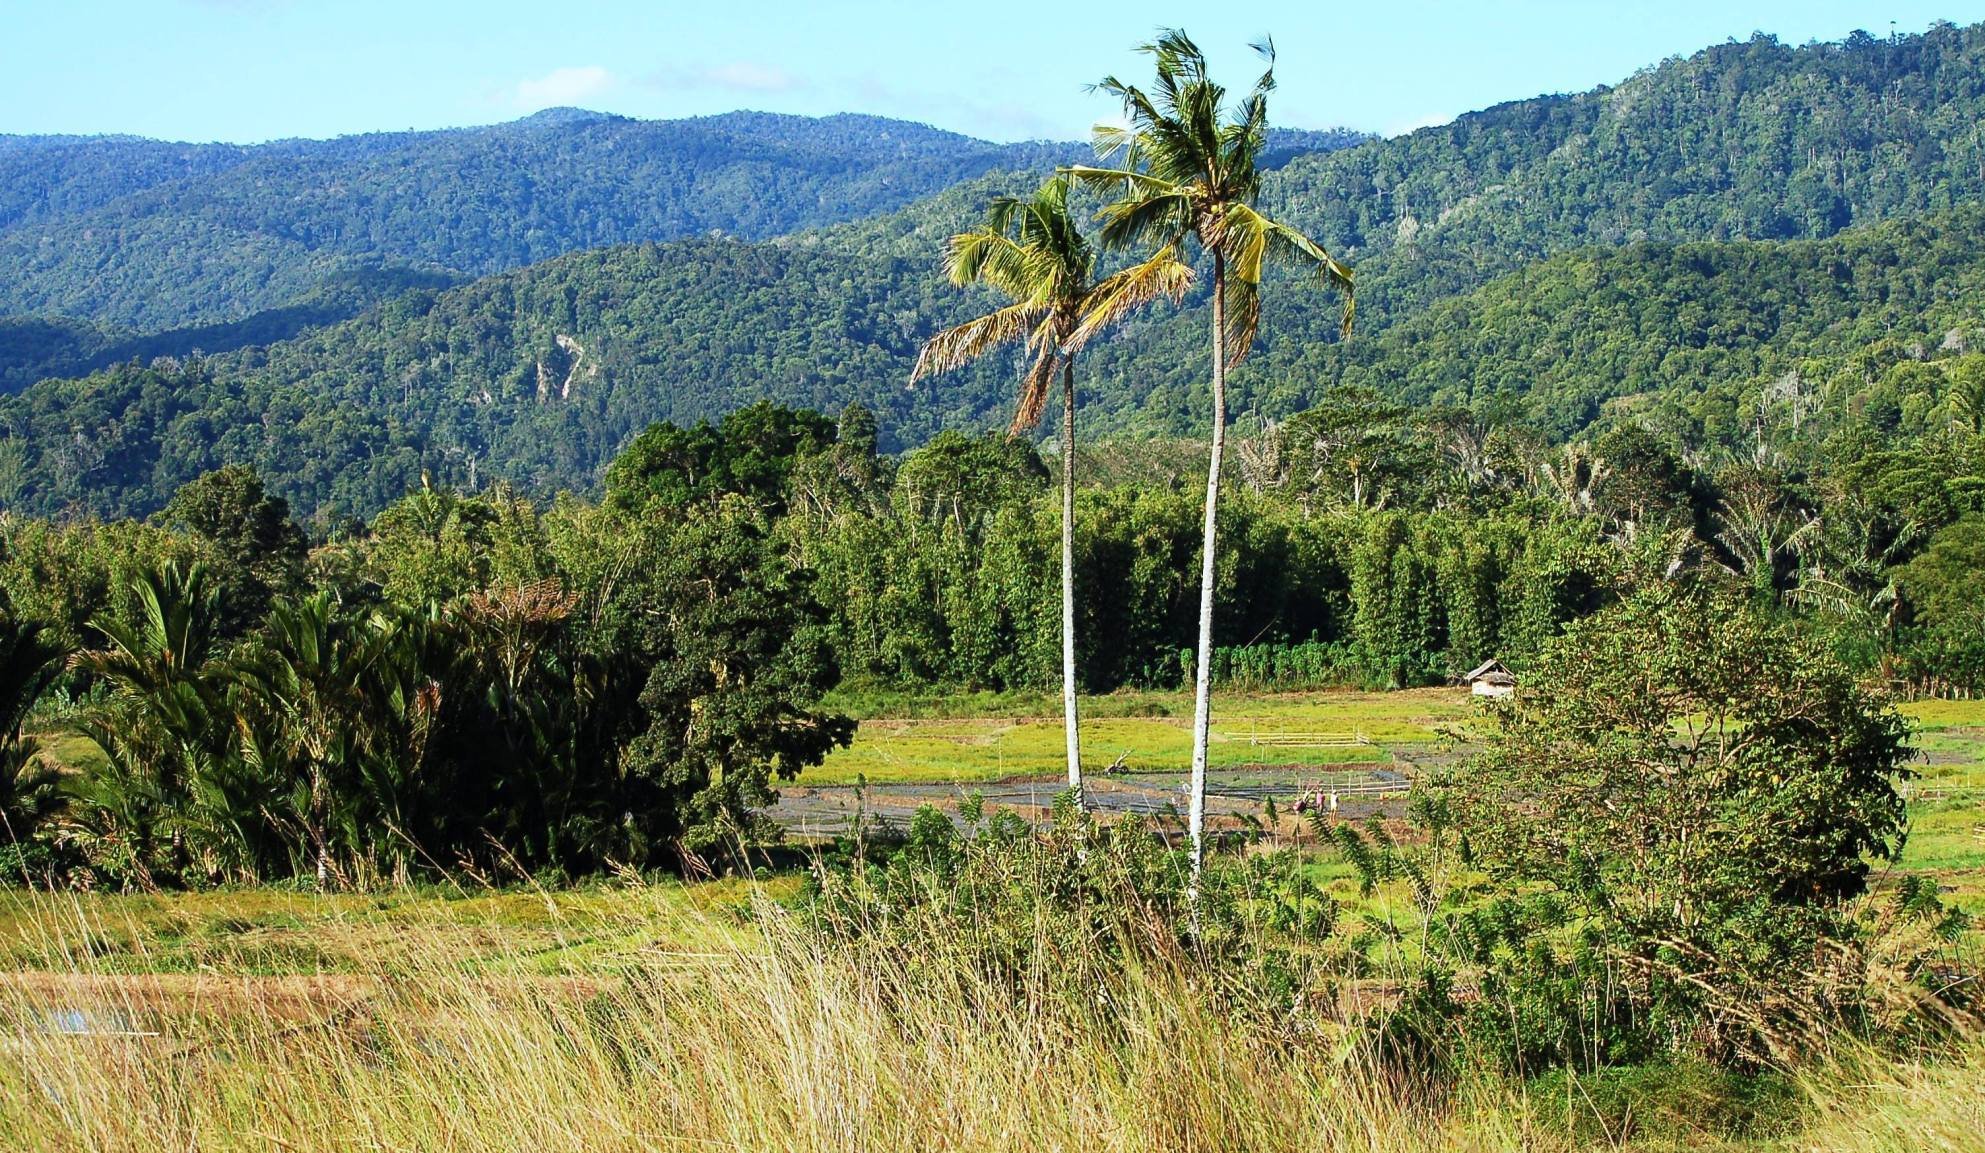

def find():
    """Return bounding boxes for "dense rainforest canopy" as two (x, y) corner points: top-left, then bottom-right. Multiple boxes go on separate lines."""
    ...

(4, 23), (1985, 523)
(3, 17), (1985, 877)
(4, 368), (1983, 881)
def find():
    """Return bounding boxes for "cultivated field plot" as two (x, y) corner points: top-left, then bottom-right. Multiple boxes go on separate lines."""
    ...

(787, 691), (1985, 907)
(802, 686), (1472, 784)
(6, 692), (1981, 970)
(767, 765), (1413, 838)
(1900, 700), (1985, 918)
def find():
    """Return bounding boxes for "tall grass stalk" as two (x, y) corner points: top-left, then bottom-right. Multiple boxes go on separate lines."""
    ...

(0, 885), (1530, 1152)
(0, 884), (1977, 1151)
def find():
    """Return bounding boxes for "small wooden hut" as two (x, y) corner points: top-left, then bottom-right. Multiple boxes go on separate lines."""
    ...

(1461, 659), (1516, 698)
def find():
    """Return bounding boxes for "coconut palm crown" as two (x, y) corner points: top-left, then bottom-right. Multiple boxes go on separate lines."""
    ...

(912, 174), (1190, 428)
(1071, 29), (1353, 352)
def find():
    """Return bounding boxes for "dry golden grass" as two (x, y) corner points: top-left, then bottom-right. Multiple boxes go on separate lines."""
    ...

(2, 882), (1980, 1152)
(0, 887), (1511, 1152)
(5, 696), (1982, 1150)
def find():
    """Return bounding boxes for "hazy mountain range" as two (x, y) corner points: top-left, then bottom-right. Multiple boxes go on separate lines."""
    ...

(3, 21), (1983, 520)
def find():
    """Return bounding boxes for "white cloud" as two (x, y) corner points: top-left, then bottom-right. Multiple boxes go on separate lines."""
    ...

(513, 65), (616, 110)
(646, 62), (803, 94)
(700, 62), (800, 93)
(1384, 111), (1455, 138)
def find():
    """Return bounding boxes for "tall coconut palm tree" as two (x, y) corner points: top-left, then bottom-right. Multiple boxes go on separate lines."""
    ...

(912, 175), (1190, 805)
(1070, 31), (1353, 881)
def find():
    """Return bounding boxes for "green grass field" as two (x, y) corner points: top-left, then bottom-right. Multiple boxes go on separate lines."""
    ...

(1894, 699), (1985, 918)
(804, 686), (1472, 783)
(803, 688), (1985, 927)
(5, 691), (1982, 1151)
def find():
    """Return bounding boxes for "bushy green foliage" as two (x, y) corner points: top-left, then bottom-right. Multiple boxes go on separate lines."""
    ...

(807, 793), (1338, 1008)
(158, 465), (309, 632)
(0, 595), (69, 866)
(1413, 586), (1948, 1068)
(605, 402), (836, 514)
(35, 459), (854, 886)
(1893, 515), (1985, 689)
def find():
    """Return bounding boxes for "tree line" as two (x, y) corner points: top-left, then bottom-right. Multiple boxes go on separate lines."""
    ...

(3, 359), (1981, 884)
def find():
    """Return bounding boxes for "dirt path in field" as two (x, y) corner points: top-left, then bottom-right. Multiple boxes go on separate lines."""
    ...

(764, 762), (1418, 838)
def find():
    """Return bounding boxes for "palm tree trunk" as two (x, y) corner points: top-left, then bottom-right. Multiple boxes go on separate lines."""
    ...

(312, 762), (328, 888)
(1060, 358), (1082, 804)
(1188, 252), (1227, 891)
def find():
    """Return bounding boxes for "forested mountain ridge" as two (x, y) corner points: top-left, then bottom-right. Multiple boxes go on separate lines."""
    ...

(8, 23), (1985, 521)
(1265, 24), (1985, 289)
(804, 23), (1985, 314)
(0, 110), (1085, 333)
(778, 21), (1985, 418)
(0, 267), (470, 394)
(0, 238), (1014, 519)
(0, 134), (259, 233)
(6, 203), (1983, 522)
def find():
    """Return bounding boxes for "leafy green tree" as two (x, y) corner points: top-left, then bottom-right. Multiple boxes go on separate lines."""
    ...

(158, 465), (308, 633)
(912, 174), (1189, 801)
(604, 402), (836, 514)
(615, 501), (854, 864)
(361, 484), (498, 606)
(1073, 29), (1353, 877)
(1453, 584), (1913, 1062)
(1947, 354), (1985, 434)
(1894, 514), (1985, 691)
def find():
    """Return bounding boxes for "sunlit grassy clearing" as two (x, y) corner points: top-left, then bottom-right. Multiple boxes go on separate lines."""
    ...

(0, 881), (777, 977)
(1897, 712), (1985, 918)
(806, 689), (1985, 786)
(805, 686), (1473, 783)
(3, 884), (1980, 1153)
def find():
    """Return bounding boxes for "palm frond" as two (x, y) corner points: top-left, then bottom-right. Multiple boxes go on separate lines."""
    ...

(1222, 202), (1355, 338)
(911, 301), (1042, 382)
(1011, 349), (1060, 433)
(1088, 122), (1138, 163)
(946, 229), (1032, 298)
(1062, 164), (1182, 200)
(1092, 186), (1194, 253)
(1068, 246), (1194, 351)
(1221, 274), (1262, 367)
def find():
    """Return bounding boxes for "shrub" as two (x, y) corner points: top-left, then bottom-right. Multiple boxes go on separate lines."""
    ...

(1435, 583), (1943, 1067)
(805, 793), (1339, 1014)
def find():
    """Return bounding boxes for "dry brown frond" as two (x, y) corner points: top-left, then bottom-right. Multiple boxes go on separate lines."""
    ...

(910, 302), (1041, 382)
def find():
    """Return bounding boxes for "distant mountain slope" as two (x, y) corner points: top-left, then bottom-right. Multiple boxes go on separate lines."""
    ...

(1258, 24), (1985, 318)
(6, 205), (1982, 522)
(782, 126), (1372, 261)
(790, 21), (1985, 400)
(0, 111), (1084, 332)
(9, 23), (1985, 520)
(0, 267), (468, 393)
(0, 134), (258, 232)
(0, 239), (1008, 519)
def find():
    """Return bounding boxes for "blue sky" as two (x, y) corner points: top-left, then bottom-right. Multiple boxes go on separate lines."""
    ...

(4, 1), (1981, 143)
